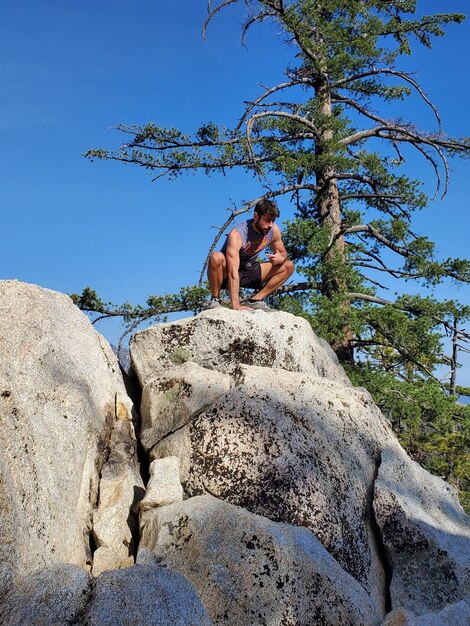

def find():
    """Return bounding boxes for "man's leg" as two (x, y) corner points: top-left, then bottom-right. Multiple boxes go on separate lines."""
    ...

(207, 251), (227, 298)
(250, 260), (295, 301)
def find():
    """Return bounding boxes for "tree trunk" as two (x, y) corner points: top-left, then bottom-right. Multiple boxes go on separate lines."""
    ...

(449, 319), (459, 396)
(314, 76), (354, 363)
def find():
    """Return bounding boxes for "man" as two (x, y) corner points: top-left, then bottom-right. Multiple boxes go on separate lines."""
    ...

(207, 198), (294, 311)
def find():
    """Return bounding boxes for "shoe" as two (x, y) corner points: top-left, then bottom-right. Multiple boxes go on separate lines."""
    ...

(242, 299), (274, 312)
(207, 297), (222, 309)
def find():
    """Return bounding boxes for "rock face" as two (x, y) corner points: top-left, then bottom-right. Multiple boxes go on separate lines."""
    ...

(130, 307), (351, 386)
(140, 457), (184, 511)
(131, 307), (470, 623)
(0, 564), (92, 626)
(140, 361), (231, 452)
(374, 446), (470, 615)
(382, 601), (470, 626)
(91, 417), (143, 577)
(0, 281), (142, 594)
(153, 364), (395, 613)
(140, 495), (381, 626)
(81, 564), (212, 626)
(0, 563), (211, 626)
(1, 283), (469, 625)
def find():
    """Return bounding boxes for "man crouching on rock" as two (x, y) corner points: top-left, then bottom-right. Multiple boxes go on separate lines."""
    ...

(207, 198), (295, 312)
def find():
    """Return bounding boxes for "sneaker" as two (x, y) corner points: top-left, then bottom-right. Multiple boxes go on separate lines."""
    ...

(207, 297), (222, 309)
(242, 299), (274, 313)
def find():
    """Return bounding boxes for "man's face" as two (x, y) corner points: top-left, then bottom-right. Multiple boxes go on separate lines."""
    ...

(253, 212), (275, 235)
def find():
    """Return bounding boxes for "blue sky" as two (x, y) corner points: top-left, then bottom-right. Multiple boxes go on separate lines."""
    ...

(1, 1), (469, 382)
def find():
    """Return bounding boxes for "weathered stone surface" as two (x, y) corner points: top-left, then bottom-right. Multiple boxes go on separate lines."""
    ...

(130, 306), (351, 386)
(92, 419), (144, 575)
(140, 456), (184, 513)
(82, 564), (212, 626)
(91, 547), (134, 578)
(141, 361), (231, 451)
(139, 495), (381, 626)
(153, 364), (396, 612)
(382, 600), (470, 625)
(0, 564), (92, 625)
(0, 562), (211, 626)
(409, 600), (470, 625)
(381, 608), (414, 626)
(374, 446), (470, 615)
(0, 281), (139, 593)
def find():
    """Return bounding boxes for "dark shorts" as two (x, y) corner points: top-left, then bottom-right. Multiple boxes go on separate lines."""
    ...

(221, 261), (263, 290)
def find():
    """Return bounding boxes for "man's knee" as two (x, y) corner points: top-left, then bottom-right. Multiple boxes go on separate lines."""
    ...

(209, 251), (226, 269)
(284, 259), (295, 276)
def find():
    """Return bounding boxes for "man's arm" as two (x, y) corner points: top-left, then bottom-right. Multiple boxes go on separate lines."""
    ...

(225, 230), (244, 310)
(267, 224), (288, 265)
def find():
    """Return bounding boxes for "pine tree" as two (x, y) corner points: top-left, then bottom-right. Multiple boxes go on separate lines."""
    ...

(85, 0), (470, 373)
(82, 1), (470, 507)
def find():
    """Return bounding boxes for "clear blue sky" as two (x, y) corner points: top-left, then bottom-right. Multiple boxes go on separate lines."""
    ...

(1, 1), (469, 382)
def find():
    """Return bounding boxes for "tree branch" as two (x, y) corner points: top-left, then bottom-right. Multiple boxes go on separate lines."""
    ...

(235, 77), (315, 133)
(332, 68), (441, 128)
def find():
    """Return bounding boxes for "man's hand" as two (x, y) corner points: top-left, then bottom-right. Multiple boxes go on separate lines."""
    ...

(267, 249), (286, 265)
(232, 304), (253, 312)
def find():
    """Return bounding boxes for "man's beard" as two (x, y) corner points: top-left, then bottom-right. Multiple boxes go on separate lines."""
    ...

(254, 217), (271, 235)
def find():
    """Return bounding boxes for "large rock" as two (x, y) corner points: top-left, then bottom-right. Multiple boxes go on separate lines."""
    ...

(139, 495), (381, 626)
(130, 306), (351, 386)
(81, 564), (212, 626)
(153, 364), (396, 612)
(374, 446), (470, 615)
(382, 600), (470, 625)
(133, 309), (470, 620)
(0, 564), (92, 626)
(0, 563), (212, 626)
(140, 456), (184, 512)
(91, 419), (144, 576)
(0, 281), (141, 592)
(140, 361), (231, 451)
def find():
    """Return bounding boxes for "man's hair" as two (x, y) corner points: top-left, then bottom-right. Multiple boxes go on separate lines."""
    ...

(254, 198), (280, 219)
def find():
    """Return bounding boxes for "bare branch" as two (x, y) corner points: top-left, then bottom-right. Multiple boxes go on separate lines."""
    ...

(241, 9), (276, 46)
(332, 68), (441, 128)
(339, 124), (392, 145)
(235, 78), (315, 133)
(356, 271), (390, 290)
(203, 0), (239, 39)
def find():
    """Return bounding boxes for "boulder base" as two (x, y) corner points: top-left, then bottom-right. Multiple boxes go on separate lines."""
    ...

(140, 495), (382, 626)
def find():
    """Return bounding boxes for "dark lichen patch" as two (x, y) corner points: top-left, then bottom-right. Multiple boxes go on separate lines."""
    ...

(377, 490), (464, 612)
(161, 323), (194, 346)
(246, 535), (262, 550)
(393, 546), (461, 613)
(153, 378), (178, 393)
(218, 337), (278, 369)
(220, 338), (259, 365)
(205, 317), (225, 328)
(164, 514), (192, 550)
(377, 491), (429, 554)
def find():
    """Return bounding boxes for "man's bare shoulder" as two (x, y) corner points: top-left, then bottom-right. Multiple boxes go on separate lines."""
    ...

(227, 228), (242, 243)
(272, 223), (283, 239)
(226, 228), (242, 252)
